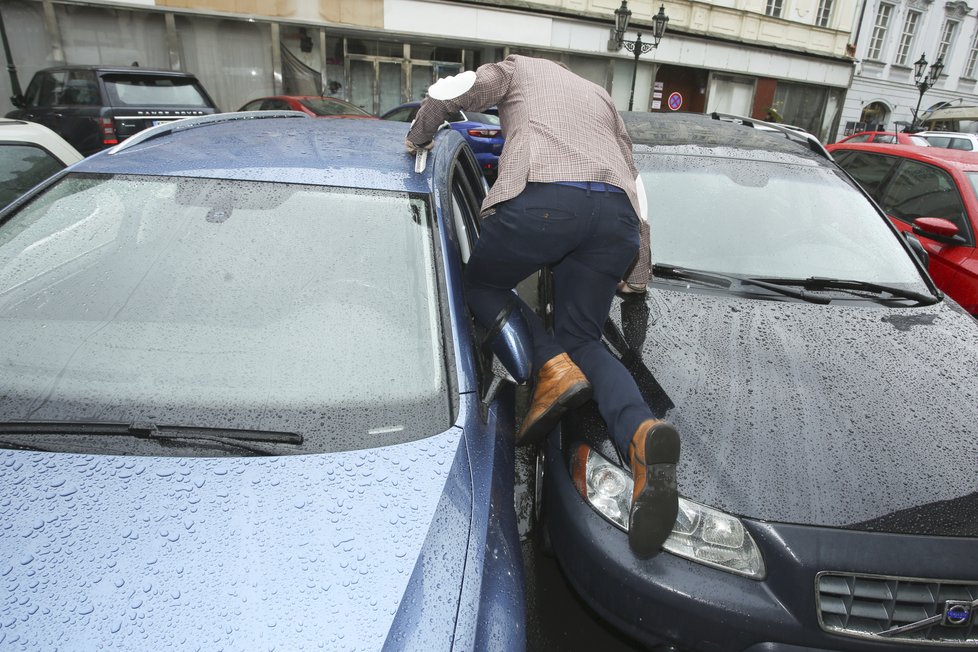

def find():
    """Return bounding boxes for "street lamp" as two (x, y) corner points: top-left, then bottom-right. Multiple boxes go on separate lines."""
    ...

(910, 53), (945, 131)
(613, 1), (669, 111)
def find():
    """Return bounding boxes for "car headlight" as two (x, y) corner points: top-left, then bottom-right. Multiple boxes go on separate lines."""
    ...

(571, 444), (766, 579)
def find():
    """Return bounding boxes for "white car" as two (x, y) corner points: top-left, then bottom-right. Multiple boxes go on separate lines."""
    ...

(0, 118), (83, 210)
(915, 130), (978, 151)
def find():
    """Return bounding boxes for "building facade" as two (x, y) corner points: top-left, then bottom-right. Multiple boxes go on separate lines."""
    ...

(841, 0), (978, 140)
(1, 0), (859, 142)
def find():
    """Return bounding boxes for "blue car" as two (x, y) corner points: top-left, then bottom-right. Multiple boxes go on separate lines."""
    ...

(0, 113), (528, 650)
(382, 102), (504, 181)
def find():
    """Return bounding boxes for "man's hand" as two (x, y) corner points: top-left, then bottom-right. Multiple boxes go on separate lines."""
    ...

(405, 138), (434, 155)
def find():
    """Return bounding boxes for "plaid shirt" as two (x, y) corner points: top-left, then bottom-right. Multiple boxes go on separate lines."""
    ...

(407, 55), (641, 217)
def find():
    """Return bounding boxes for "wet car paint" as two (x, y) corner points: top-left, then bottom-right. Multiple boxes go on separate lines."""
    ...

(609, 285), (978, 535)
(0, 118), (526, 650)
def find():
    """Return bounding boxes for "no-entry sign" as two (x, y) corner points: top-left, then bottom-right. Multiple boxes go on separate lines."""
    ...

(667, 92), (683, 111)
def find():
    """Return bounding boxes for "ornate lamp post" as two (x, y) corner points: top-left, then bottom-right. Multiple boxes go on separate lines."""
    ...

(613, 1), (669, 111)
(910, 53), (944, 131)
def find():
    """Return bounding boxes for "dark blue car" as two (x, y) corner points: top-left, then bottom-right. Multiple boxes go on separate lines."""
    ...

(540, 113), (978, 650)
(0, 113), (529, 649)
(382, 101), (504, 181)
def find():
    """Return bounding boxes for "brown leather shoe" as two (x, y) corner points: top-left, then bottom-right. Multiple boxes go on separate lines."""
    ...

(628, 419), (680, 559)
(516, 353), (592, 446)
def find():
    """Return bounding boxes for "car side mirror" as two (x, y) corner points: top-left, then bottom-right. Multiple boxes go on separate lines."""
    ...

(478, 300), (533, 417)
(902, 231), (929, 268)
(912, 217), (967, 245)
(10, 95), (26, 109)
(486, 301), (532, 385)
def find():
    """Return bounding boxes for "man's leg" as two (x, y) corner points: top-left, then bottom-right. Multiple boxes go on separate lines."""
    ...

(551, 190), (680, 560)
(463, 184), (593, 443)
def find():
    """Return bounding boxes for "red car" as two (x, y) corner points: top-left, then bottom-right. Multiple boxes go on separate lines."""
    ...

(829, 141), (978, 314)
(237, 95), (376, 119)
(835, 130), (929, 146)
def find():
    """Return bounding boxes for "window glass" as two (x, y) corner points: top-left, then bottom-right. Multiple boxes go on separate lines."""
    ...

(383, 106), (414, 122)
(38, 71), (67, 106)
(0, 175), (450, 455)
(55, 4), (168, 68)
(847, 134), (872, 143)
(62, 70), (100, 105)
(240, 99), (263, 111)
(463, 111), (500, 126)
(880, 161), (968, 231)
(834, 151), (899, 196)
(874, 134), (896, 143)
(637, 153), (926, 287)
(299, 97), (372, 116)
(0, 144), (64, 208)
(103, 75), (212, 107)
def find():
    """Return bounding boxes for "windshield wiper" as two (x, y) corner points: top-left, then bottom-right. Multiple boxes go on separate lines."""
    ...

(0, 421), (302, 456)
(758, 276), (938, 305)
(652, 264), (831, 304)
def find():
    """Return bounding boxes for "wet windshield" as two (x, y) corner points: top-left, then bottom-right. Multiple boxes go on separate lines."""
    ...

(637, 153), (929, 290)
(0, 175), (450, 455)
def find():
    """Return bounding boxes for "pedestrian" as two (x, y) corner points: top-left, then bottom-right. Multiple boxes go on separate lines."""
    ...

(405, 55), (680, 558)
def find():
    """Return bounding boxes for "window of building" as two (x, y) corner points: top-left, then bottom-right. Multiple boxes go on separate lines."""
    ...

(867, 4), (894, 60)
(766, 0), (784, 18)
(937, 19), (959, 66)
(966, 31), (978, 78)
(895, 10), (920, 66)
(816, 0), (833, 27)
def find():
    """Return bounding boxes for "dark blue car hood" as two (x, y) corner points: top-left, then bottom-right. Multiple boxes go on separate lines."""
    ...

(0, 428), (467, 648)
(608, 286), (978, 536)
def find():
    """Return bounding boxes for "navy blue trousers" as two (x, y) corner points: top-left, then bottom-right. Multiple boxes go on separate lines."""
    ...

(463, 182), (653, 457)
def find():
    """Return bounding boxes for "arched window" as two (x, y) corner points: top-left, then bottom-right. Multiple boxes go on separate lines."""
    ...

(859, 101), (891, 131)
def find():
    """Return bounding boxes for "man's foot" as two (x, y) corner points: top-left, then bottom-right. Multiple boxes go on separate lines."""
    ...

(516, 353), (592, 446)
(627, 419), (681, 559)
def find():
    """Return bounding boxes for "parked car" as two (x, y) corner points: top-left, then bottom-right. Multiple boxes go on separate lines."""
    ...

(5, 65), (218, 155)
(0, 113), (527, 649)
(238, 95), (377, 119)
(828, 141), (978, 315)
(382, 101), (503, 180)
(835, 130), (929, 146)
(538, 112), (978, 650)
(915, 130), (978, 151)
(0, 118), (82, 209)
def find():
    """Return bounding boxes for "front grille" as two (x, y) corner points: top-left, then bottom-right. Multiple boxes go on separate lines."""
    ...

(817, 572), (978, 645)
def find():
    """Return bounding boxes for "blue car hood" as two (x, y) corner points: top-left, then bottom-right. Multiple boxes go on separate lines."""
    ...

(0, 428), (466, 649)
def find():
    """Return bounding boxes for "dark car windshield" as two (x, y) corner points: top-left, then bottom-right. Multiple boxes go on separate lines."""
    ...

(103, 75), (212, 108)
(0, 175), (450, 455)
(637, 153), (928, 289)
(299, 97), (372, 117)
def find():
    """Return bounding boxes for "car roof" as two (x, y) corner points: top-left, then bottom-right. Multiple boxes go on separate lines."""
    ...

(0, 118), (83, 164)
(72, 114), (437, 194)
(36, 64), (198, 77)
(622, 111), (829, 164)
(916, 130), (978, 139)
(829, 141), (978, 169)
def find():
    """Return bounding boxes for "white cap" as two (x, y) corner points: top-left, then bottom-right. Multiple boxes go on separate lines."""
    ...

(428, 71), (477, 101)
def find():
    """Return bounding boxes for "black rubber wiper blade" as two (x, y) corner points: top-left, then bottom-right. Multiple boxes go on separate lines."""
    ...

(762, 276), (938, 305)
(653, 264), (830, 304)
(0, 421), (302, 444)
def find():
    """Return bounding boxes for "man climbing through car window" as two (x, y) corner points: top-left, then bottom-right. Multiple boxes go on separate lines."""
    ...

(405, 54), (680, 559)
